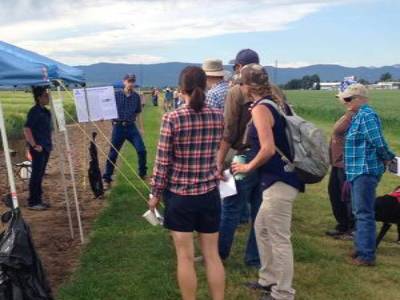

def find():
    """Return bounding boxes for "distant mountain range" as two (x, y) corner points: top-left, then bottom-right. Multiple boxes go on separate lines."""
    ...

(76, 62), (400, 87)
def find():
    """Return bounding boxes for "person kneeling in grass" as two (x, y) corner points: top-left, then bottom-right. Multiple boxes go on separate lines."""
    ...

(149, 66), (225, 300)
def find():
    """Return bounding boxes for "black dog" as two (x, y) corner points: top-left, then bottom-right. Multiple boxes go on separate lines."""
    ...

(375, 186), (400, 248)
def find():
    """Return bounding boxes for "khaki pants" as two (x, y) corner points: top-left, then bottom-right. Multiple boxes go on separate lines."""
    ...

(255, 182), (298, 300)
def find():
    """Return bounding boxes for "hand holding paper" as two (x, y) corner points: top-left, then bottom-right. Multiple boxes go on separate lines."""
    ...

(219, 169), (237, 199)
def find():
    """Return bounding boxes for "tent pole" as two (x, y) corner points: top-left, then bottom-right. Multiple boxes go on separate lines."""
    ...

(54, 87), (85, 244)
(0, 103), (19, 209)
(49, 88), (74, 240)
(83, 87), (93, 191)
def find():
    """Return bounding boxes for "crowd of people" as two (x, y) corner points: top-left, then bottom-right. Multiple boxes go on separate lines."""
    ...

(23, 48), (396, 300)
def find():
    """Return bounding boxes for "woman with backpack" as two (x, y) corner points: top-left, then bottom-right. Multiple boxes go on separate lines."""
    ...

(231, 64), (304, 300)
(149, 66), (225, 300)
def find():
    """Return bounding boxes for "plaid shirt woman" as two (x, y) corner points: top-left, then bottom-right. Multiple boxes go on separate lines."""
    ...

(149, 66), (226, 300)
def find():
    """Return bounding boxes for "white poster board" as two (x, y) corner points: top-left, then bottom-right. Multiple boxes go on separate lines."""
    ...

(53, 99), (66, 132)
(73, 86), (118, 122)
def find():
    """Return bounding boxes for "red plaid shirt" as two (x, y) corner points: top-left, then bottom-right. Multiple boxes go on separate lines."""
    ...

(151, 106), (224, 198)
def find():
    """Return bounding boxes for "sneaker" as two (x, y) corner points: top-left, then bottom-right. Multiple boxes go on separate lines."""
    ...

(348, 250), (358, 259)
(326, 228), (346, 237)
(348, 257), (376, 267)
(140, 175), (151, 183)
(245, 281), (276, 293)
(260, 294), (276, 300)
(28, 204), (48, 211)
(41, 201), (51, 208)
(335, 232), (354, 241)
(103, 181), (112, 191)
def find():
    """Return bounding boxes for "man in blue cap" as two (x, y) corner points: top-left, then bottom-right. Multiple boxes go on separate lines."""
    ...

(215, 49), (262, 267)
(216, 49), (287, 268)
(103, 74), (147, 188)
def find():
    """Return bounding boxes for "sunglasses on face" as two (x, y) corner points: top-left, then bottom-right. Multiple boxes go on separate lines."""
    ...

(343, 96), (353, 102)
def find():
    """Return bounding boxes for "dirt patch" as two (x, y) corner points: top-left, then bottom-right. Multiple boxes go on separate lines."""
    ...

(0, 122), (112, 293)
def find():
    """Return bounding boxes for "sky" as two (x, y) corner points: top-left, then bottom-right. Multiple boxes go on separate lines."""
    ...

(0, 0), (399, 67)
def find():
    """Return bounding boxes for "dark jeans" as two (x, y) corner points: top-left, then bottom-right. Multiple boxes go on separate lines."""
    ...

(152, 96), (158, 106)
(218, 170), (262, 266)
(28, 149), (50, 206)
(352, 175), (379, 262)
(103, 123), (147, 182)
(328, 167), (354, 232)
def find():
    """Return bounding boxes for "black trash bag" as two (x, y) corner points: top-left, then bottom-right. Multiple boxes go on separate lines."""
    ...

(0, 208), (53, 300)
(88, 132), (104, 199)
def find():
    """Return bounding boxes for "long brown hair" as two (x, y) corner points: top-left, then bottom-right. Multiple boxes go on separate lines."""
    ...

(179, 66), (207, 112)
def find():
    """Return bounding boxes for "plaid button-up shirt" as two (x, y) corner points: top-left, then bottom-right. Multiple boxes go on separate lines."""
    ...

(206, 80), (229, 110)
(151, 106), (224, 198)
(345, 104), (395, 182)
(115, 90), (142, 122)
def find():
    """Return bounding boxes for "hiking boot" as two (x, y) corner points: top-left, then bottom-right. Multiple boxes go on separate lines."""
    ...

(28, 204), (48, 211)
(348, 257), (376, 267)
(245, 281), (276, 293)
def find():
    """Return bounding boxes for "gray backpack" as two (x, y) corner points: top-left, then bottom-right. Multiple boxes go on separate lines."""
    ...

(259, 99), (330, 184)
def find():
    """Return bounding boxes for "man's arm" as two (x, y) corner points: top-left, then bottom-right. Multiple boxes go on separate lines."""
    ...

(333, 111), (354, 136)
(364, 113), (395, 161)
(216, 87), (241, 174)
(138, 113), (144, 134)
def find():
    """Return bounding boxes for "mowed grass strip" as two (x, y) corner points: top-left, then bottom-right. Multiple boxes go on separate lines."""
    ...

(54, 90), (400, 300)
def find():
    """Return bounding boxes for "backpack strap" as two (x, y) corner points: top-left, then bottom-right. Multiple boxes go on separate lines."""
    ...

(254, 99), (295, 165)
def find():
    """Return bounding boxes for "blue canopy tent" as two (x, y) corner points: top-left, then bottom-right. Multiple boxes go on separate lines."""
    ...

(0, 41), (84, 243)
(0, 40), (85, 87)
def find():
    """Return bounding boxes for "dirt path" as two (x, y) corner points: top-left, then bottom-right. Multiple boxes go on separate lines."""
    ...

(0, 122), (112, 293)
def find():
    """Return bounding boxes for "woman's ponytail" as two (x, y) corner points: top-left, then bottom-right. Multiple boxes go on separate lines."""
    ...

(190, 86), (206, 112)
(179, 66), (207, 112)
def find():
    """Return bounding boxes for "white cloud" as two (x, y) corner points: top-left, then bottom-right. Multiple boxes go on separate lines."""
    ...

(0, 0), (346, 64)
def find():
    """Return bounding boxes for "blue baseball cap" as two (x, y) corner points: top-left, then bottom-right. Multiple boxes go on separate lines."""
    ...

(231, 49), (260, 66)
(123, 73), (136, 81)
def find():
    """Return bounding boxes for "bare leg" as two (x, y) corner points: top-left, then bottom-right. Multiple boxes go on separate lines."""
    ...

(199, 232), (225, 300)
(171, 231), (197, 300)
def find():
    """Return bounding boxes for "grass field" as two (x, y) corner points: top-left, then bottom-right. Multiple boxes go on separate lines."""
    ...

(0, 90), (76, 140)
(2, 90), (400, 299)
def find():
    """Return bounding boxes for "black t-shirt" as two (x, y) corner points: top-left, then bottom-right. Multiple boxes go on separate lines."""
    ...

(25, 104), (52, 152)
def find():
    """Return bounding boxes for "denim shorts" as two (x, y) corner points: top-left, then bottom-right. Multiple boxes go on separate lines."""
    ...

(163, 189), (221, 233)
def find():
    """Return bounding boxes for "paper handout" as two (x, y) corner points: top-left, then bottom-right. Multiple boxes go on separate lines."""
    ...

(388, 157), (400, 176)
(219, 169), (238, 199)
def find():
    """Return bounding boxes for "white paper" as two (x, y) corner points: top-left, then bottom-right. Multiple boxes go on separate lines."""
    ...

(73, 86), (118, 123)
(52, 99), (66, 132)
(219, 169), (237, 199)
(389, 157), (400, 176)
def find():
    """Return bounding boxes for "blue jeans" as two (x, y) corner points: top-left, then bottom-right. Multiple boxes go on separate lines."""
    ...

(351, 175), (380, 262)
(218, 170), (262, 266)
(103, 123), (147, 182)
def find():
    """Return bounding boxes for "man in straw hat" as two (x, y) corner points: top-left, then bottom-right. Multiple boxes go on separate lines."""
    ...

(340, 83), (395, 266)
(202, 59), (229, 110)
